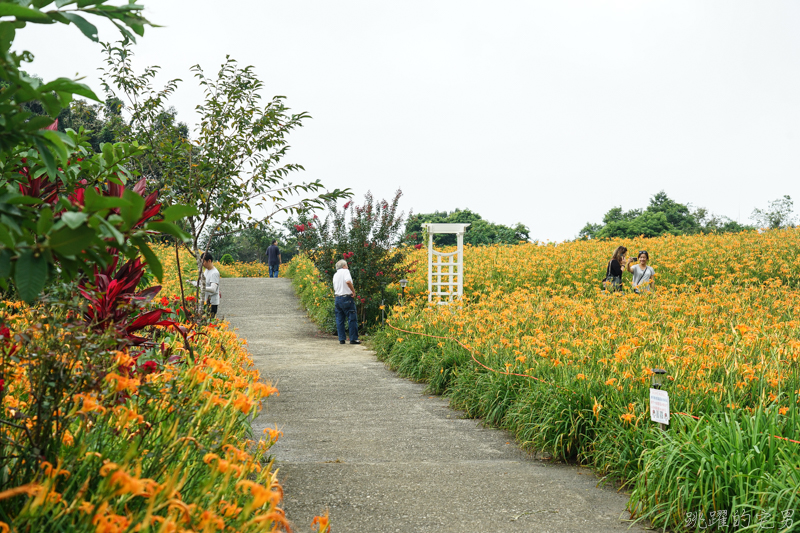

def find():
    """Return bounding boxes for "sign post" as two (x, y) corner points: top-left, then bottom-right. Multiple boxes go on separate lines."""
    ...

(649, 388), (670, 431)
(650, 367), (669, 431)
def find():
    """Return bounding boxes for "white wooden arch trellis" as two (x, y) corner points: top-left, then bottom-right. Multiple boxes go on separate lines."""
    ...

(423, 223), (469, 304)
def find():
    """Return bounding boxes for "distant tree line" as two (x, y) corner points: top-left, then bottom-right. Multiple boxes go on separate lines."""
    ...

(750, 195), (796, 230)
(210, 191), (798, 261)
(579, 191), (797, 239)
(207, 223), (298, 264)
(404, 209), (530, 246)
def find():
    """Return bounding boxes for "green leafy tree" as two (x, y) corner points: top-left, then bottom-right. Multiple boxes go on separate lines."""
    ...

(0, 3), (196, 303)
(751, 195), (796, 229)
(404, 209), (530, 246)
(586, 209), (670, 239)
(0, 1), (151, 175)
(580, 191), (751, 239)
(184, 58), (350, 303)
(208, 223), (297, 264)
(647, 191), (700, 234)
(57, 99), (111, 152)
(693, 206), (750, 234)
(99, 44), (350, 309)
(100, 42), (190, 191)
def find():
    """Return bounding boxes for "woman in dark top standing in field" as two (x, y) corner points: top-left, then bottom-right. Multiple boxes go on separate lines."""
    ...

(604, 246), (628, 291)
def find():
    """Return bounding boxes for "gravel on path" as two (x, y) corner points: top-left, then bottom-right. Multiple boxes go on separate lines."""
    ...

(222, 278), (646, 533)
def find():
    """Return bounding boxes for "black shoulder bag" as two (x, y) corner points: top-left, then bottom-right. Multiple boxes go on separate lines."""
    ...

(602, 260), (622, 292)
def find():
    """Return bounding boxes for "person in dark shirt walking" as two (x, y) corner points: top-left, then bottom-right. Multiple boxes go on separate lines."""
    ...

(266, 240), (281, 278)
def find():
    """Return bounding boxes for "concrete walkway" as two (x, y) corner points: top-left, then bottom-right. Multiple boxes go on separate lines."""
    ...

(223, 278), (644, 533)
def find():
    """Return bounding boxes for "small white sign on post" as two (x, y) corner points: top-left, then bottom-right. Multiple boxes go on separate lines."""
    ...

(649, 388), (670, 425)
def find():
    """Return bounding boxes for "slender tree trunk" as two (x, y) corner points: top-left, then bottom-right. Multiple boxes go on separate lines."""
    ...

(190, 216), (204, 318)
(175, 238), (188, 319)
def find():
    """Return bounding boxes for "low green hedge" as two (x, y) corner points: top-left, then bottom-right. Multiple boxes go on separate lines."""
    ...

(370, 322), (800, 533)
(285, 255), (336, 334)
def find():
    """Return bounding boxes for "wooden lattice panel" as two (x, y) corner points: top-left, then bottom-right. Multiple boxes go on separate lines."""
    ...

(424, 223), (469, 304)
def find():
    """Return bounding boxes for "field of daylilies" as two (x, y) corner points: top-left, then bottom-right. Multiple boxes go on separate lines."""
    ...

(284, 259), (336, 333)
(0, 248), (329, 533)
(289, 229), (800, 532)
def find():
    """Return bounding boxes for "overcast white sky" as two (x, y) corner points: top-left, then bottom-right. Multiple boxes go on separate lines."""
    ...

(17, 1), (800, 241)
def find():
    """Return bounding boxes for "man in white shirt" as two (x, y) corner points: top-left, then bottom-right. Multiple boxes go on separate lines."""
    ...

(190, 252), (221, 317)
(332, 259), (360, 344)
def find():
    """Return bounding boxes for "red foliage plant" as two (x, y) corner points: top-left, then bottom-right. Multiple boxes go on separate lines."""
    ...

(78, 252), (184, 346)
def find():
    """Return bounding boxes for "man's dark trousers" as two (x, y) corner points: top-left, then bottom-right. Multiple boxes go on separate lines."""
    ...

(334, 295), (358, 342)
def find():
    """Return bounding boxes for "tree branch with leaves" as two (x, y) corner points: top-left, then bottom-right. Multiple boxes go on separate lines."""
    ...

(183, 57), (350, 309)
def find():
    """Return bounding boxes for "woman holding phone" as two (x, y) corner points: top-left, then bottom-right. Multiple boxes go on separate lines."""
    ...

(627, 250), (655, 293)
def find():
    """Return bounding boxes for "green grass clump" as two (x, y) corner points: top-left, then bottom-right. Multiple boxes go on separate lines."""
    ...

(629, 407), (800, 532)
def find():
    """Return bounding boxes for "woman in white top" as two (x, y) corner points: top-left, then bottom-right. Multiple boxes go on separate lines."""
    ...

(627, 250), (655, 293)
